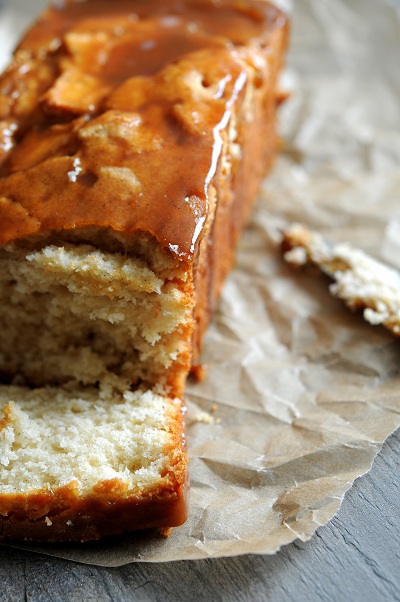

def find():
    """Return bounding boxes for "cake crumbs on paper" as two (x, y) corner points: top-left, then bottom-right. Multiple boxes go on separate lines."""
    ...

(160, 527), (172, 538)
(194, 411), (215, 424)
(191, 404), (221, 425)
(281, 223), (400, 336)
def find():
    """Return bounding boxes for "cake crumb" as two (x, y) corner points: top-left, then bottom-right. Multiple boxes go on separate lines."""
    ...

(45, 517), (52, 526)
(283, 245), (307, 266)
(282, 223), (400, 336)
(160, 527), (172, 537)
(194, 411), (215, 424)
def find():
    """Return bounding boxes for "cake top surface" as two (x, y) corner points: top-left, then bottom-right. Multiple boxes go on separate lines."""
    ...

(0, 0), (287, 261)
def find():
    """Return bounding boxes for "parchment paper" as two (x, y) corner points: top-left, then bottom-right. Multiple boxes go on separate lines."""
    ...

(1, 0), (400, 565)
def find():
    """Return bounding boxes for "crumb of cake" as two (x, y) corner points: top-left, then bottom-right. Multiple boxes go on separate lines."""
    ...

(283, 245), (308, 266)
(193, 411), (215, 424)
(160, 527), (173, 537)
(282, 223), (400, 336)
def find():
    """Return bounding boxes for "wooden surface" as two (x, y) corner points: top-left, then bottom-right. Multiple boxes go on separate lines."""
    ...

(1, 429), (399, 602)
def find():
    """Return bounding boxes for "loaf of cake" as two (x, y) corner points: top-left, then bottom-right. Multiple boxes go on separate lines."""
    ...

(0, 0), (288, 541)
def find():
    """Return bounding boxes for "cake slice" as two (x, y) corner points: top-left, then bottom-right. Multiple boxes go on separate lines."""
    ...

(282, 224), (400, 335)
(0, 386), (187, 541)
(0, 0), (288, 541)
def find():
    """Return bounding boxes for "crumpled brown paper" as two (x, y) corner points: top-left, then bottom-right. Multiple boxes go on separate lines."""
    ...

(1, 0), (400, 565)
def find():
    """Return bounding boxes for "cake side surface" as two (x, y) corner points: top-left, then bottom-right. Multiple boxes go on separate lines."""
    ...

(191, 29), (289, 361)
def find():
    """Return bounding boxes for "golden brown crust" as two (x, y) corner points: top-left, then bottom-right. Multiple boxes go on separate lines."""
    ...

(0, 477), (188, 542)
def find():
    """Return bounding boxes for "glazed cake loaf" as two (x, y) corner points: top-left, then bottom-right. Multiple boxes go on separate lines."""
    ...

(0, 0), (288, 541)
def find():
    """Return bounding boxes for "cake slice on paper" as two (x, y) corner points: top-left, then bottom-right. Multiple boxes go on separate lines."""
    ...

(282, 223), (400, 336)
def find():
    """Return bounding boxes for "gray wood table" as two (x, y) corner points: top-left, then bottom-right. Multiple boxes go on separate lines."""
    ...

(1, 429), (399, 602)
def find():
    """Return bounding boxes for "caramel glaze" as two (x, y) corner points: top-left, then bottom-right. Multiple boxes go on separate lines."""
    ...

(0, 0), (287, 263)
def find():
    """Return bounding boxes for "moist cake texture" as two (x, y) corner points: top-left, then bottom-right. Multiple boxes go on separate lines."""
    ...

(0, 0), (288, 541)
(282, 224), (400, 336)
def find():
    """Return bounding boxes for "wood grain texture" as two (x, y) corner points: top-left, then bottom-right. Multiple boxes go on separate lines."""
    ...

(1, 429), (399, 602)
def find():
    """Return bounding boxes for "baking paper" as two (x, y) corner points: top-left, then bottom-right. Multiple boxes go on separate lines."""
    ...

(1, 0), (400, 565)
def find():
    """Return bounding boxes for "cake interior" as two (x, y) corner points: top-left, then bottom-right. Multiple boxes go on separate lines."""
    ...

(0, 232), (195, 395)
(0, 231), (191, 499)
(0, 385), (183, 496)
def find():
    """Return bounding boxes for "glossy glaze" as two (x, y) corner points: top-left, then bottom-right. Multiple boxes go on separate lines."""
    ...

(0, 0), (287, 261)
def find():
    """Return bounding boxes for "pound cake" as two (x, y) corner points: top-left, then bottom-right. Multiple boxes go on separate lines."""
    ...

(0, 0), (288, 541)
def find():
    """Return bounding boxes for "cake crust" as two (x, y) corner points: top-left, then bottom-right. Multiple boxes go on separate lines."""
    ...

(0, 477), (188, 543)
